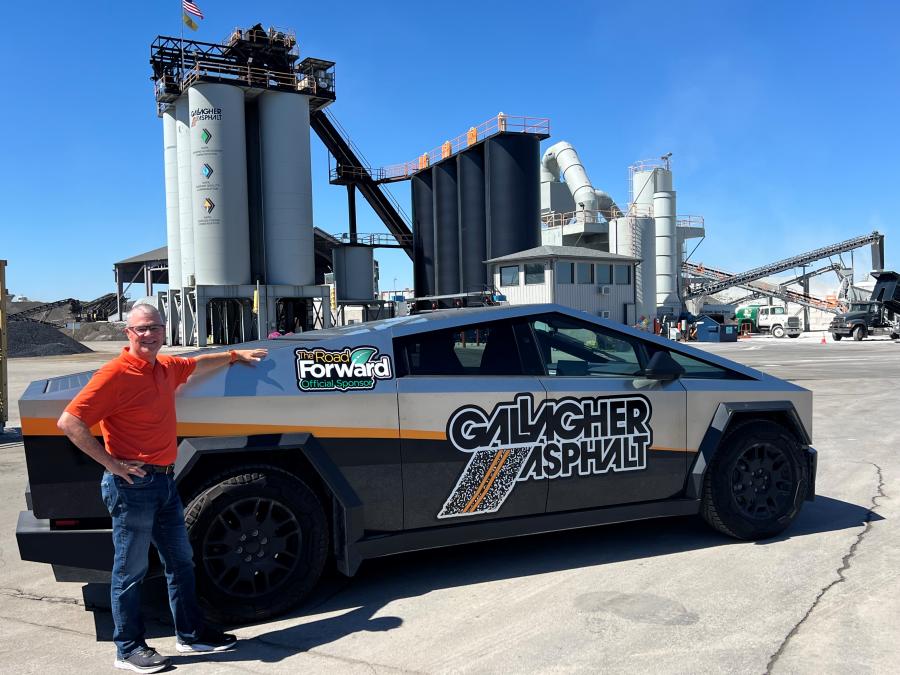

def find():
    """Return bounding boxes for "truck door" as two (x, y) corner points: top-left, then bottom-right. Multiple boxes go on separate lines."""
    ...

(525, 312), (689, 512)
(394, 319), (548, 529)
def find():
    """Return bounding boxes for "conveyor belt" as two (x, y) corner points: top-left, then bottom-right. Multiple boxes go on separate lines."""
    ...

(684, 262), (839, 313)
(310, 109), (413, 258)
(685, 232), (883, 299)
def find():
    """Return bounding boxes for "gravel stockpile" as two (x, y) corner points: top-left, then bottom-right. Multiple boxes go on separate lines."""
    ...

(7, 321), (94, 358)
(73, 322), (127, 342)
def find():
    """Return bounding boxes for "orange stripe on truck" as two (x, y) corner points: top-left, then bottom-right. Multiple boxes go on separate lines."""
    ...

(21, 417), (447, 441)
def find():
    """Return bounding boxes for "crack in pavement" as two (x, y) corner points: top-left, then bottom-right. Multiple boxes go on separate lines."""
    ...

(0, 586), (84, 606)
(765, 462), (886, 673)
(0, 612), (94, 638)
(250, 634), (427, 674)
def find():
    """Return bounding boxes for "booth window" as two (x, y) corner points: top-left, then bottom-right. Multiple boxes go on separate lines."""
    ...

(500, 265), (520, 286)
(596, 264), (612, 285)
(557, 262), (574, 284)
(576, 263), (593, 284)
(525, 263), (545, 285)
(614, 265), (631, 284)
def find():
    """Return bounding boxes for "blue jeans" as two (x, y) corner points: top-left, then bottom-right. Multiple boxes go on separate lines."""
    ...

(101, 471), (204, 658)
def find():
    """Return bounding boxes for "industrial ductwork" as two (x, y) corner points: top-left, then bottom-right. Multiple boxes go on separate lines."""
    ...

(541, 141), (622, 219)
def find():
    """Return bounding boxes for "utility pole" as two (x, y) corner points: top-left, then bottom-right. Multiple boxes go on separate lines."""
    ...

(0, 260), (8, 430)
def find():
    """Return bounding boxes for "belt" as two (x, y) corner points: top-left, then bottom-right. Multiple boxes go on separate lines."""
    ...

(141, 463), (175, 475)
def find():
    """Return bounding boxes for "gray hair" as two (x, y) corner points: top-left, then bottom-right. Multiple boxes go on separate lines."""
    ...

(127, 303), (163, 326)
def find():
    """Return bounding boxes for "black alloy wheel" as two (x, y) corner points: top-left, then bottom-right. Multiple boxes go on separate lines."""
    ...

(729, 442), (795, 520)
(185, 466), (328, 624)
(701, 420), (808, 540)
(201, 496), (302, 599)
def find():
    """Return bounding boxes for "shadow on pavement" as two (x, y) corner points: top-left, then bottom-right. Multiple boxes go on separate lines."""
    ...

(88, 493), (877, 661)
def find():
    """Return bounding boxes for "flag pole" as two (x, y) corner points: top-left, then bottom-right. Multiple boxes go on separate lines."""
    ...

(179, 0), (185, 86)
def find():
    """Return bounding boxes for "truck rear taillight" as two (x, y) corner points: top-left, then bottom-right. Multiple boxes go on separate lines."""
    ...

(51, 519), (81, 529)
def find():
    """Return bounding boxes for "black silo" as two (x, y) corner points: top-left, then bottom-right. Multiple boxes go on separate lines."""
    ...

(412, 171), (436, 297)
(433, 162), (460, 295)
(458, 146), (487, 293)
(485, 134), (541, 259)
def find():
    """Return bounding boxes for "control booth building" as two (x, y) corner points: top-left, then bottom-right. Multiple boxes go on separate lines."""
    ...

(487, 245), (639, 324)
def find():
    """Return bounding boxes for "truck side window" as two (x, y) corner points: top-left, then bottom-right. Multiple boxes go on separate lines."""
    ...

(665, 351), (753, 380)
(530, 313), (643, 377)
(394, 321), (526, 377)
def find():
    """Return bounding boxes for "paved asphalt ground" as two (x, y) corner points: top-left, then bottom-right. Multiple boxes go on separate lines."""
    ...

(1, 336), (897, 673)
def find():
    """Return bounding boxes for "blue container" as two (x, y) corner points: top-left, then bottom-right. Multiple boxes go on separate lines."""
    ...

(695, 315), (738, 342)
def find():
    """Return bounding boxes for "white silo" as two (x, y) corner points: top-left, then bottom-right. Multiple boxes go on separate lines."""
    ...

(175, 97), (195, 287)
(188, 83), (251, 286)
(630, 169), (657, 319)
(653, 168), (677, 313)
(258, 91), (315, 285)
(162, 108), (182, 291)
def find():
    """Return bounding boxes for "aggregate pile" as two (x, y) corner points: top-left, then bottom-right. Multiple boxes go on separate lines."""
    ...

(73, 322), (128, 342)
(7, 320), (94, 358)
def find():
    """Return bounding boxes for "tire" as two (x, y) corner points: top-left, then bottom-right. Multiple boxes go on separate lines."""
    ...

(852, 325), (866, 341)
(184, 465), (329, 624)
(891, 333), (899, 341)
(700, 420), (808, 540)
(832, 333), (842, 341)
(788, 333), (799, 339)
(772, 325), (785, 338)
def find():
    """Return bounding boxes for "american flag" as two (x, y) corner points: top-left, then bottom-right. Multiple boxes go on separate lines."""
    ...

(182, 0), (204, 19)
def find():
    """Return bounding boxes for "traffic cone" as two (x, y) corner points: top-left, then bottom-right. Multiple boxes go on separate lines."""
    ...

(820, 334), (827, 344)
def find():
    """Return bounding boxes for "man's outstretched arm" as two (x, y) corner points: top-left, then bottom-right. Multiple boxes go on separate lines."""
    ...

(191, 348), (268, 377)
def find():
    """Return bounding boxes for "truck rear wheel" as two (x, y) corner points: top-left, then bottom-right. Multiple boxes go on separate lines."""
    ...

(853, 325), (866, 341)
(185, 465), (329, 624)
(701, 420), (808, 540)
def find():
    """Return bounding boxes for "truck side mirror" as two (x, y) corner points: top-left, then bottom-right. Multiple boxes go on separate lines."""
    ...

(644, 351), (685, 382)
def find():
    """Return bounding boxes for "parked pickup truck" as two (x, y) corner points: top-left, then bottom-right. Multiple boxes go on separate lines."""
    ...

(830, 271), (900, 341)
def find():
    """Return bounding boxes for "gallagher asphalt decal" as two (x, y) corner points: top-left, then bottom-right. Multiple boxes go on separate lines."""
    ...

(295, 346), (393, 392)
(438, 393), (652, 519)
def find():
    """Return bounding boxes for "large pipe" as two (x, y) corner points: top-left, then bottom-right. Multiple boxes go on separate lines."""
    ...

(541, 141), (621, 219)
(654, 189), (677, 311)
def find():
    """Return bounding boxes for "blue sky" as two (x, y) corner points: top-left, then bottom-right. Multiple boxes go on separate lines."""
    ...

(2, 1), (898, 301)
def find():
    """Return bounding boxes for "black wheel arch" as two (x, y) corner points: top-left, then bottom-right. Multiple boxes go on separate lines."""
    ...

(174, 433), (365, 576)
(684, 402), (815, 501)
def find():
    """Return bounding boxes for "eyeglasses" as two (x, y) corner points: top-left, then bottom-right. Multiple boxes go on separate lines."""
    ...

(127, 324), (165, 335)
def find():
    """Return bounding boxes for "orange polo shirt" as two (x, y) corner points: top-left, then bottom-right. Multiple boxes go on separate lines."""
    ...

(64, 347), (197, 465)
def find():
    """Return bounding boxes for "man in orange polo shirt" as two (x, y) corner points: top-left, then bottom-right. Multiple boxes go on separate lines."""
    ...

(57, 304), (268, 673)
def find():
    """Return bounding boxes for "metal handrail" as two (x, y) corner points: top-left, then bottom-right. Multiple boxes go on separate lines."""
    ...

(329, 232), (414, 247)
(181, 60), (301, 90)
(323, 110), (411, 225)
(380, 114), (550, 180)
(541, 209), (607, 228)
(677, 215), (705, 228)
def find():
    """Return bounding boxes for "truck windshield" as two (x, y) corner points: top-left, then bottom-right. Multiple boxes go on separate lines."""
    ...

(850, 303), (874, 312)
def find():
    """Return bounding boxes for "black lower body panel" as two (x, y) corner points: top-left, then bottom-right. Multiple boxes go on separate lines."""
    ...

(355, 498), (701, 561)
(17, 511), (113, 576)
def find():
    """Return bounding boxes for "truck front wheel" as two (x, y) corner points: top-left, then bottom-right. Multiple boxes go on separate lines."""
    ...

(832, 333), (842, 341)
(853, 325), (866, 341)
(701, 420), (808, 540)
(772, 325), (785, 338)
(185, 465), (329, 624)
